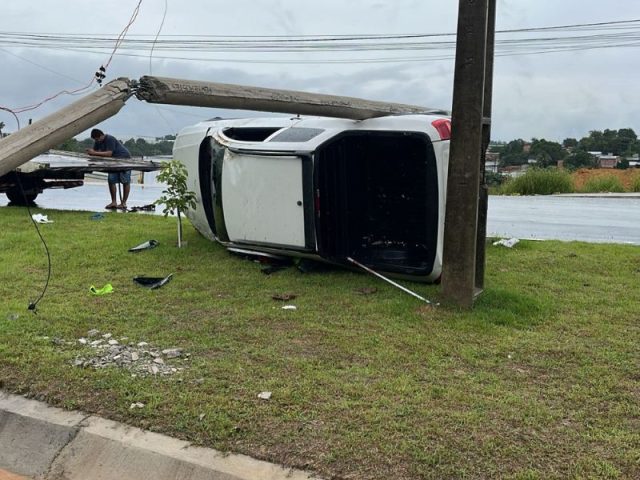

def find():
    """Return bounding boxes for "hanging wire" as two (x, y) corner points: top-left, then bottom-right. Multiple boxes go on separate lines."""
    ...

(0, 0), (143, 118)
(14, 176), (52, 313)
(148, 0), (176, 133)
(0, 106), (20, 130)
(150, 0), (168, 75)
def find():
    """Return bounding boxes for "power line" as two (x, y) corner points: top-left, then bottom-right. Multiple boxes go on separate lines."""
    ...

(1, 19), (638, 63)
(0, 0), (143, 115)
(3, 18), (639, 40)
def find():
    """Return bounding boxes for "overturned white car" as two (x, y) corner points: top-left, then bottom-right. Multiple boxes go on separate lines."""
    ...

(173, 114), (450, 282)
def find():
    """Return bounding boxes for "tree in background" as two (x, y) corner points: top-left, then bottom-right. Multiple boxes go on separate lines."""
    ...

(499, 139), (529, 166)
(578, 128), (639, 156)
(563, 150), (596, 170)
(57, 137), (79, 151)
(155, 159), (196, 248)
(0, 121), (5, 137)
(616, 158), (630, 170)
(55, 136), (175, 156)
(530, 138), (567, 167)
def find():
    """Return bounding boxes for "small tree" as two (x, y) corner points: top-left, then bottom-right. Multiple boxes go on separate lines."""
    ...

(155, 159), (196, 248)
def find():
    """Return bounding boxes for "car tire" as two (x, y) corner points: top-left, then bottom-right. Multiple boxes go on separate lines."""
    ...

(6, 188), (38, 205)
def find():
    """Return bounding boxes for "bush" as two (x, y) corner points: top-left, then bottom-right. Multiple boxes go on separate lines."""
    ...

(499, 168), (574, 195)
(630, 173), (640, 192)
(580, 175), (625, 193)
(485, 171), (507, 187)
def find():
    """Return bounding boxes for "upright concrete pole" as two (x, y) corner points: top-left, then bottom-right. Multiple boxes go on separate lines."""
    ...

(441, 0), (494, 308)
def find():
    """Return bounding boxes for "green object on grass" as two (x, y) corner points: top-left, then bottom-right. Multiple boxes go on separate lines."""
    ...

(89, 284), (113, 295)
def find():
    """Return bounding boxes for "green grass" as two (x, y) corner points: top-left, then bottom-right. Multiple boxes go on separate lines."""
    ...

(580, 175), (625, 193)
(1, 208), (639, 479)
(499, 168), (574, 195)
(630, 173), (640, 193)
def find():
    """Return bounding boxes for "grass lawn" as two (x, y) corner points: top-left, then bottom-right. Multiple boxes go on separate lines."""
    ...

(1, 207), (639, 479)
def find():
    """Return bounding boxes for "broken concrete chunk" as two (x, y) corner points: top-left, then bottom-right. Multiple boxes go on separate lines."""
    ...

(162, 348), (183, 358)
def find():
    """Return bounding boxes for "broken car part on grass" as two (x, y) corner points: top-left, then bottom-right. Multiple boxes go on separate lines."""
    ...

(133, 274), (173, 289)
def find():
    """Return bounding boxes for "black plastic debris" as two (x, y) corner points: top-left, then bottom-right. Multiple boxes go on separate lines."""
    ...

(272, 293), (297, 301)
(129, 240), (159, 253)
(296, 258), (332, 274)
(261, 264), (290, 275)
(128, 204), (156, 213)
(133, 274), (173, 289)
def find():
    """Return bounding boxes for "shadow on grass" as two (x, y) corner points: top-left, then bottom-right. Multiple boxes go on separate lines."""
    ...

(471, 287), (554, 329)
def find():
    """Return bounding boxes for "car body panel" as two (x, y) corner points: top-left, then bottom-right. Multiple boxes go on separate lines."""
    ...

(221, 151), (306, 248)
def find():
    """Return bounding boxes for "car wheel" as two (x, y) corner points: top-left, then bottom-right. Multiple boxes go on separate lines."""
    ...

(6, 188), (38, 205)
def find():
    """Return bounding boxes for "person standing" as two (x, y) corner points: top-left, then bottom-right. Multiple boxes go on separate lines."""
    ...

(86, 128), (132, 209)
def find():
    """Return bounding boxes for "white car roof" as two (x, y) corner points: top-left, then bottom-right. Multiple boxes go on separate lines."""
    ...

(177, 114), (450, 152)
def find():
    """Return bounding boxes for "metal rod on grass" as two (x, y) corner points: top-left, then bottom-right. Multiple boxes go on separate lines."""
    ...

(347, 257), (435, 305)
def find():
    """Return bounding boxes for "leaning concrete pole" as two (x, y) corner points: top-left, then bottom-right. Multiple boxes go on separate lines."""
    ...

(136, 76), (445, 120)
(0, 78), (132, 178)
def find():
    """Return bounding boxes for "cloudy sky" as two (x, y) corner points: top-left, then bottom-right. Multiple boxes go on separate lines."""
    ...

(1, 0), (639, 142)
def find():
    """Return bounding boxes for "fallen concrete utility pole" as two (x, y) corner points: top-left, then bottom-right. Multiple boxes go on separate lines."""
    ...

(0, 78), (131, 178)
(0, 75), (446, 178)
(136, 76), (447, 120)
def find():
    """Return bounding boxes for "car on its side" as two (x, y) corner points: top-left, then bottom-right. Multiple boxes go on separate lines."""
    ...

(173, 114), (450, 282)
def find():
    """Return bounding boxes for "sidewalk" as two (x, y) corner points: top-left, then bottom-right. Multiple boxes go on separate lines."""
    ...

(0, 391), (319, 480)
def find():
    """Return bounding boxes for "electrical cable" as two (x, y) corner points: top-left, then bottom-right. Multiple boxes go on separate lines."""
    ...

(0, 106), (20, 129)
(148, 0), (177, 134)
(15, 175), (52, 313)
(0, 47), (87, 84)
(0, 1), (143, 312)
(149, 0), (168, 75)
(0, 0), (143, 116)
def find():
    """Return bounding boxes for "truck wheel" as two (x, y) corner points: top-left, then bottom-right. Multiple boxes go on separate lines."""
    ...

(6, 188), (38, 205)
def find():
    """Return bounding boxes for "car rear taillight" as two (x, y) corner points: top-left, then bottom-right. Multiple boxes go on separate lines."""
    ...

(431, 118), (451, 140)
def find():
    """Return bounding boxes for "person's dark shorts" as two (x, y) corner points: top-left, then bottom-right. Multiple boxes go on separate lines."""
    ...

(108, 170), (131, 184)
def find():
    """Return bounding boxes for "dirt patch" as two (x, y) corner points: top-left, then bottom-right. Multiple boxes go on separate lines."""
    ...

(571, 168), (640, 190)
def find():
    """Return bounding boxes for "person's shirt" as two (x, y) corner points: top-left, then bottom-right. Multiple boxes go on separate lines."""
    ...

(93, 134), (131, 158)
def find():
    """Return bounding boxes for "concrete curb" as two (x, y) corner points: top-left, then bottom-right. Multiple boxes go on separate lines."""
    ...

(0, 392), (319, 480)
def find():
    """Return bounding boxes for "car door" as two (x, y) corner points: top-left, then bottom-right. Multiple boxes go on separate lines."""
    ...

(221, 149), (307, 248)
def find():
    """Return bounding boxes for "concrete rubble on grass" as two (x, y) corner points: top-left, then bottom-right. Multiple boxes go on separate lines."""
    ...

(67, 329), (189, 377)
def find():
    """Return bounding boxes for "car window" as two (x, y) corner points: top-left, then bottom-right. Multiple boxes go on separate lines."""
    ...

(269, 128), (324, 142)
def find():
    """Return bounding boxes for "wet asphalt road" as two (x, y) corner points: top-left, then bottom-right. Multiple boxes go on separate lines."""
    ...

(488, 194), (640, 245)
